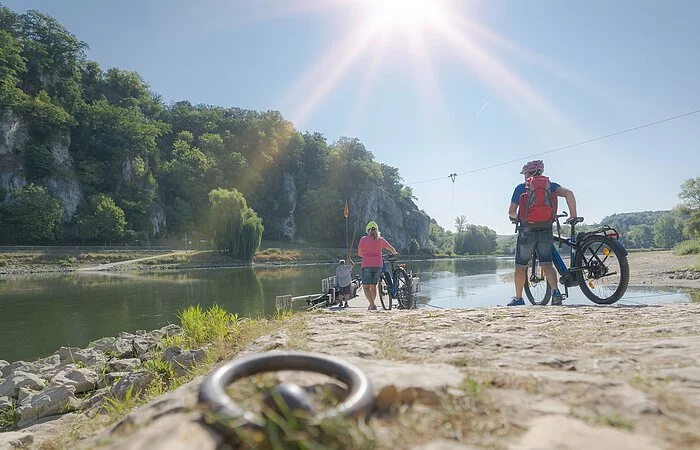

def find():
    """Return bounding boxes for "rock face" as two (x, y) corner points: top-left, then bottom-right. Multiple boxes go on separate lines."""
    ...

(0, 109), (29, 195)
(0, 109), (82, 219)
(45, 173), (82, 221)
(350, 186), (431, 250)
(149, 202), (167, 237)
(279, 172), (297, 241)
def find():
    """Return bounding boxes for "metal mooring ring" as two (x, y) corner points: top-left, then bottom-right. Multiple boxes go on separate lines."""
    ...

(198, 351), (374, 429)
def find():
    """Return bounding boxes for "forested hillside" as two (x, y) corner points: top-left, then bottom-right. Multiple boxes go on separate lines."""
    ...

(0, 6), (445, 252)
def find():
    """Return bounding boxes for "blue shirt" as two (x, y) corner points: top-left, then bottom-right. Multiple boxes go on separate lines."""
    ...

(510, 180), (560, 204)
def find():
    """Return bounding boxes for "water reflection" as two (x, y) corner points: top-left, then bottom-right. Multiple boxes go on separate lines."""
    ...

(0, 258), (696, 362)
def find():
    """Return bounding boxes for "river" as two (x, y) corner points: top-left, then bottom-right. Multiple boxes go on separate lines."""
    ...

(1, 257), (696, 362)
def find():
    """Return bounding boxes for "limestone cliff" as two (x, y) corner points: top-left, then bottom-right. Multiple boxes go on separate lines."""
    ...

(0, 110), (29, 195)
(349, 186), (431, 250)
(279, 173), (297, 241)
(0, 108), (165, 234)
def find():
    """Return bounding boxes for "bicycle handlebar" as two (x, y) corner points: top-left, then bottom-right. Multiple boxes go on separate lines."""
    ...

(556, 212), (585, 225)
(382, 252), (398, 261)
(511, 213), (585, 233)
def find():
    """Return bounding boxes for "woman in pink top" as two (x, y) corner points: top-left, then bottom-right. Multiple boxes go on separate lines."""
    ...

(357, 221), (398, 310)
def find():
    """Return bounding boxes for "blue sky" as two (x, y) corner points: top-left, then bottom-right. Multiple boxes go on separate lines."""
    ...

(4, 0), (699, 234)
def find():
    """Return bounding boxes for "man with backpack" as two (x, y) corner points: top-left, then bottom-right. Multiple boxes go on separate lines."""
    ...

(507, 160), (578, 306)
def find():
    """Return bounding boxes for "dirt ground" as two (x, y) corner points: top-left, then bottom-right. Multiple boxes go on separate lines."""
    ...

(627, 250), (700, 288)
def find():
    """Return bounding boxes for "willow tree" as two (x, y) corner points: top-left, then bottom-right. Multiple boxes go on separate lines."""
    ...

(207, 188), (263, 261)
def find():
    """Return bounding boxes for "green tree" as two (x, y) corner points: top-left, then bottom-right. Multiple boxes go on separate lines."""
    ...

(454, 215), (467, 233)
(160, 137), (219, 214)
(15, 10), (87, 110)
(207, 188), (263, 261)
(92, 194), (126, 243)
(409, 238), (419, 255)
(653, 213), (685, 248)
(454, 224), (497, 254)
(327, 137), (382, 197)
(679, 177), (700, 210)
(678, 177), (700, 239)
(0, 28), (28, 106)
(71, 100), (167, 196)
(0, 184), (63, 243)
(164, 197), (194, 237)
(22, 89), (73, 139)
(627, 224), (654, 248)
(429, 221), (453, 253)
(296, 188), (345, 245)
(684, 211), (700, 239)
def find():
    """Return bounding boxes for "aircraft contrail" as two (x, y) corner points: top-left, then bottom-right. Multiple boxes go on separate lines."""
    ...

(476, 101), (489, 117)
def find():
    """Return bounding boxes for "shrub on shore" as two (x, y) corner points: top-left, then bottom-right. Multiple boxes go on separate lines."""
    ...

(673, 239), (700, 256)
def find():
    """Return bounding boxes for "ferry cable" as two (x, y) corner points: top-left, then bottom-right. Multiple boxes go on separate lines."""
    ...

(407, 108), (700, 186)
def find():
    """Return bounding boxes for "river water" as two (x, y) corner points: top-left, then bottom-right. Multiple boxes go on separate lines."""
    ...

(1, 257), (696, 362)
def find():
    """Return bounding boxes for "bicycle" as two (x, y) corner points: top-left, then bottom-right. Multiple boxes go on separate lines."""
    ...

(377, 253), (414, 310)
(517, 212), (630, 305)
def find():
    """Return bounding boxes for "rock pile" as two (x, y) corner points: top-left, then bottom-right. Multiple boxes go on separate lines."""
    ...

(0, 324), (181, 433)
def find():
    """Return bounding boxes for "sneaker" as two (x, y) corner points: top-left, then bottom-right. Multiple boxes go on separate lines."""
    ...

(507, 297), (525, 306)
(551, 290), (564, 306)
(343, 302), (349, 308)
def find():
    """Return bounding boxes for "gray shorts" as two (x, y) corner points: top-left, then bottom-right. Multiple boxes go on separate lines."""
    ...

(515, 226), (554, 266)
(361, 266), (382, 285)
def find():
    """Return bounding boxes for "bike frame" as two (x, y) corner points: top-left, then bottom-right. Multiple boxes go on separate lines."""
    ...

(549, 233), (580, 298)
(381, 260), (399, 298)
(539, 218), (622, 299)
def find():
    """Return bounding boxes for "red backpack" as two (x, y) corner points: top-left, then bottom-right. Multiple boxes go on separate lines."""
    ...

(518, 175), (557, 228)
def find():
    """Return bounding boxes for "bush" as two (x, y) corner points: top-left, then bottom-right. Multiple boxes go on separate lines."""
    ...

(673, 240), (700, 256)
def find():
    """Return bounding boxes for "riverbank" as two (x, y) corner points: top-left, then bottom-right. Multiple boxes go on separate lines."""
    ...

(0, 305), (298, 447)
(2, 248), (698, 292)
(2, 303), (699, 449)
(0, 245), (352, 275)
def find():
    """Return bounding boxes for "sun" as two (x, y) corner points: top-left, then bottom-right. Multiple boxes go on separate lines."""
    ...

(363, 0), (446, 30)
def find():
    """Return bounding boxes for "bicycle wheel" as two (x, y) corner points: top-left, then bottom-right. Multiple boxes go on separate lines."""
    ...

(574, 235), (629, 304)
(524, 251), (551, 305)
(395, 267), (414, 309)
(378, 272), (392, 310)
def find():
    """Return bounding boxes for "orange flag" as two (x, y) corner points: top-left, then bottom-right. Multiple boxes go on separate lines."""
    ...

(343, 199), (349, 218)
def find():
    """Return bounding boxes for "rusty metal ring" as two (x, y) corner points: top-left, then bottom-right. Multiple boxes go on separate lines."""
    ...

(198, 351), (374, 429)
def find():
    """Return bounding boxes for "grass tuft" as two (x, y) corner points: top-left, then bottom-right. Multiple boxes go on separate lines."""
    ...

(103, 385), (138, 422)
(165, 304), (241, 349)
(0, 402), (20, 431)
(600, 413), (635, 431)
(143, 357), (175, 390)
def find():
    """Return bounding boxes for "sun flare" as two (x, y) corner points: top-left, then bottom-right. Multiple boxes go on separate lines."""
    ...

(363, 0), (445, 30)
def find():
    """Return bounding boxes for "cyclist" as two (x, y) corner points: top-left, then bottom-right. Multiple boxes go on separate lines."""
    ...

(358, 221), (398, 310)
(507, 160), (578, 306)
